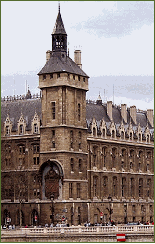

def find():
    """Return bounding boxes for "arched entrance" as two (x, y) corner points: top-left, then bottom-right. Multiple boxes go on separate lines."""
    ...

(39, 160), (63, 200)
(31, 209), (38, 226)
(4, 209), (10, 226)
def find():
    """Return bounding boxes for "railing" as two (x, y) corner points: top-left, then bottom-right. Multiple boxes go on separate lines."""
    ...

(1, 93), (41, 102)
(2, 225), (154, 236)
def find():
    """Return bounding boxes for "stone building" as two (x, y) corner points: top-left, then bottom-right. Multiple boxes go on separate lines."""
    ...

(1, 7), (154, 227)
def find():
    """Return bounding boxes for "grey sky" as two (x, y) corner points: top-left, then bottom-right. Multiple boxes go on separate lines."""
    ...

(1, 1), (154, 110)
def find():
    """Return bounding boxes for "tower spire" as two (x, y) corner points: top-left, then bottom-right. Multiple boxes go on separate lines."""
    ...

(52, 4), (67, 53)
(58, 1), (60, 13)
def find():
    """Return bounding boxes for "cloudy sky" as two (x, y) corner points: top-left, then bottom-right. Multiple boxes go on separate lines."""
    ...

(1, 1), (154, 110)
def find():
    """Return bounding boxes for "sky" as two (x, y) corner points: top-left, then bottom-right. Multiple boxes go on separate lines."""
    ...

(1, 1), (154, 110)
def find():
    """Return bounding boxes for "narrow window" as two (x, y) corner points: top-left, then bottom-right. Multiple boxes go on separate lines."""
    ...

(112, 130), (115, 138)
(57, 73), (60, 78)
(79, 159), (82, 172)
(34, 124), (38, 133)
(20, 125), (23, 134)
(78, 103), (81, 121)
(43, 75), (46, 80)
(71, 158), (74, 172)
(77, 183), (80, 198)
(103, 129), (105, 138)
(69, 183), (73, 198)
(51, 129), (56, 148)
(93, 176), (98, 197)
(78, 207), (81, 225)
(6, 126), (10, 135)
(78, 76), (80, 81)
(139, 178), (143, 197)
(73, 75), (75, 80)
(50, 74), (53, 79)
(70, 130), (73, 149)
(33, 158), (36, 165)
(121, 131), (124, 139)
(113, 177), (117, 196)
(83, 77), (85, 82)
(130, 132), (132, 140)
(37, 157), (39, 165)
(51, 102), (56, 119)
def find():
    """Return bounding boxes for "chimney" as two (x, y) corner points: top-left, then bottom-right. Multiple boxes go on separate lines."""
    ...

(121, 104), (127, 123)
(107, 101), (113, 121)
(46, 50), (51, 63)
(147, 109), (154, 127)
(130, 105), (137, 124)
(74, 50), (82, 69)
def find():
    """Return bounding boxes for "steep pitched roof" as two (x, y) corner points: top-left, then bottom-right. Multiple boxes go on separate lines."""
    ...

(38, 53), (89, 77)
(1, 99), (42, 132)
(52, 7), (66, 35)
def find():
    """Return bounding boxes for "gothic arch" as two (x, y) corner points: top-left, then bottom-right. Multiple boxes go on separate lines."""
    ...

(39, 160), (64, 200)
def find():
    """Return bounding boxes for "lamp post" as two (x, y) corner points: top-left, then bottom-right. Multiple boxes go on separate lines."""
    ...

(107, 195), (113, 223)
(50, 194), (54, 225)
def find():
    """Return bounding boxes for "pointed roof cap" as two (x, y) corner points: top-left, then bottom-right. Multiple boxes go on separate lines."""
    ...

(52, 5), (67, 35)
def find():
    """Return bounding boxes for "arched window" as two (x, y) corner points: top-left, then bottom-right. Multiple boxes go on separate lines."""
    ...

(78, 207), (81, 225)
(31, 209), (38, 225)
(130, 178), (135, 197)
(147, 134), (150, 143)
(139, 178), (143, 197)
(93, 176), (98, 197)
(103, 176), (108, 196)
(102, 147), (107, 167)
(113, 177), (117, 197)
(130, 132), (132, 140)
(103, 129), (106, 138)
(121, 131), (124, 139)
(71, 207), (74, 225)
(92, 146), (98, 167)
(93, 127), (96, 137)
(122, 177), (126, 197)
(112, 130), (115, 138)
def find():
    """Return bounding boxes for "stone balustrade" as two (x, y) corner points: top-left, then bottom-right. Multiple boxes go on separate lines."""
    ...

(2, 225), (154, 236)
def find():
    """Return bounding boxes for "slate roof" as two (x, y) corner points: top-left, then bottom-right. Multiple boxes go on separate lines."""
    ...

(1, 99), (42, 132)
(38, 53), (89, 77)
(1, 99), (153, 133)
(52, 7), (67, 35)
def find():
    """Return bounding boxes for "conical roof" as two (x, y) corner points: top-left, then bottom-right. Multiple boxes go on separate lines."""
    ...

(52, 6), (66, 35)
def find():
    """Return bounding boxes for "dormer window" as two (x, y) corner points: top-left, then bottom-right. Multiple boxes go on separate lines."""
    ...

(6, 126), (10, 135)
(34, 124), (38, 134)
(31, 112), (40, 134)
(20, 125), (24, 134)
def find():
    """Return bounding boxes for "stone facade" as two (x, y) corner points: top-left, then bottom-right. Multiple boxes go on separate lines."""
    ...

(1, 7), (154, 227)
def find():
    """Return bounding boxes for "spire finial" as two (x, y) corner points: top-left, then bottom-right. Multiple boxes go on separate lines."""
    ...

(58, 1), (60, 13)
